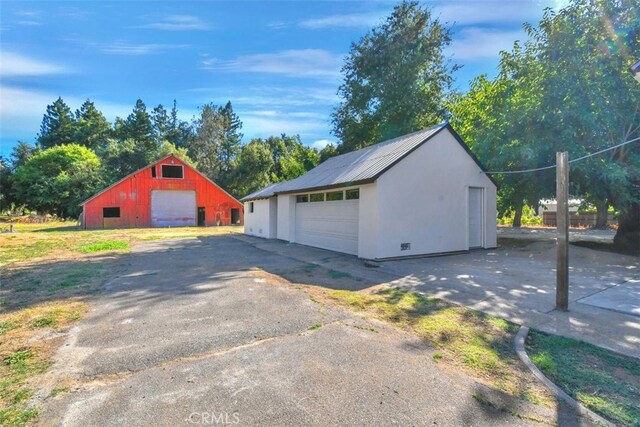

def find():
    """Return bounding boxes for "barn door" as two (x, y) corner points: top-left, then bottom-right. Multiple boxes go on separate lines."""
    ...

(468, 187), (484, 248)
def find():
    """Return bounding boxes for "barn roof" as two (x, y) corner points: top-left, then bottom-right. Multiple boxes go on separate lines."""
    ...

(80, 153), (241, 207)
(242, 123), (495, 202)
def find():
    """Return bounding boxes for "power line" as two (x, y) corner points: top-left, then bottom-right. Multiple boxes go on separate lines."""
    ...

(483, 135), (640, 175)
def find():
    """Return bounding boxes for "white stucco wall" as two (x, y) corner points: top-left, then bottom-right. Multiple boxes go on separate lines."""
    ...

(358, 183), (378, 259)
(374, 130), (497, 259)
(244, 198), (277, 239)
(277, 195), (295, 242)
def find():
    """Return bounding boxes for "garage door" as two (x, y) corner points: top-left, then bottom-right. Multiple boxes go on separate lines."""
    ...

(151, 190), (196, 227)
(295, 199), (359, 255)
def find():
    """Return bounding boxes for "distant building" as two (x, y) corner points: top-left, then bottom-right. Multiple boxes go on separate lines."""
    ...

(242, 123), (498, 259)
(81, 154), (242, 229)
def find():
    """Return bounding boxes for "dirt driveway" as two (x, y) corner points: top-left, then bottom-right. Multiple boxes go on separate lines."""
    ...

(39, 235), (588, 427)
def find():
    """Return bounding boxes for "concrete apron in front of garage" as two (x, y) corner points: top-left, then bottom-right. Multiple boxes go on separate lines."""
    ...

(40, 235), (588, 427)
(240, 230), (640, 359)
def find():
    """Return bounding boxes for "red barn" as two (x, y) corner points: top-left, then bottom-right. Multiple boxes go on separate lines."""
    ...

(80, 154), (243, 229)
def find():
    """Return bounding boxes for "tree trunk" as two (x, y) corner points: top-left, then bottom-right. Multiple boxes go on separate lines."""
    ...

(613, 202), (640, 253)
(594, 199), (608, 230)
(512, 204), (523, 228)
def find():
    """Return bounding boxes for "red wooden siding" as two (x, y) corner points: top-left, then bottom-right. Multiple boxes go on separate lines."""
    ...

(82, 155), (243, 229)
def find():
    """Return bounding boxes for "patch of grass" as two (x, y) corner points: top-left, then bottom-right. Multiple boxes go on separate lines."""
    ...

(0, 406), (38, 427)
(308, 323), (322, 330)
(527, 330), (640, 426)
(322, 286), (552, 407)
(49, 387), (69, 398)
(0, 301), (89, 424)
(77, 240), (129, 253)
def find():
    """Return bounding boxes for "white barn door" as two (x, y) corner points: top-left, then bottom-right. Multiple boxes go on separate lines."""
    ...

(295, 200), (359, 255)
(468, 187), (484, 248)
(151, 190), (196, 227)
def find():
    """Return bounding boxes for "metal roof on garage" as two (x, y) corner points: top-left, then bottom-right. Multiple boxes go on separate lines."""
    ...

(242, 122), (494, 202)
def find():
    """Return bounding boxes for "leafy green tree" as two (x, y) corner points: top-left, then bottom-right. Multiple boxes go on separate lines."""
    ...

(12, 144), (102, 218)
(264, 134), (319, 182)
(10, 141), (40, 171)
(228, 139), (274, 197)
(74, 100), (111, 152)
(525, 0), (639, 246)
(332, 1), (456, 152)
(319, 143), (338, 163)
(0, 156), (12, 209)
(37, 98), (77, 149)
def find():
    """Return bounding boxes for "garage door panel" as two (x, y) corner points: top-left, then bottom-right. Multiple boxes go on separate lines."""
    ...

(151, 190), (196, 227)
(295, 200), (358, 255)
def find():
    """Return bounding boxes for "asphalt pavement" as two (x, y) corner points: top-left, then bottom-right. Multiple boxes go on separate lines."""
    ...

(38, 235), (590, 427)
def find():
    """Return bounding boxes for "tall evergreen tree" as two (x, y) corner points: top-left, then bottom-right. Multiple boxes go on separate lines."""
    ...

(74, 100), (111, 152)
(37, 97), (77, 149)
(188, 101), (243, 186)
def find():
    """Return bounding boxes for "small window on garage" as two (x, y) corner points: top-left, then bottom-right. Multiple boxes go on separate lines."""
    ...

(326, 191), (343, 201)
(249, 202), (254, 213)
(310, 193), (324, 202)
(103, 207), (120, 218)
(296, 195), (309, 203)
(161, 164), (183, 179)
(345, 189), (360, 200)
(151, 166), (156, 177)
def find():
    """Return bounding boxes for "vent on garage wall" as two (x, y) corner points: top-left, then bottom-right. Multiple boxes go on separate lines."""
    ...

(401, 243), (411, 251)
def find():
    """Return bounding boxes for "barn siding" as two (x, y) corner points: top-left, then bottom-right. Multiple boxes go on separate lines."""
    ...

(82, 155), (243, 229)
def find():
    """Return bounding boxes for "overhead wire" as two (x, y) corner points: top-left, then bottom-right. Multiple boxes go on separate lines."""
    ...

(482, 135), (640, 175)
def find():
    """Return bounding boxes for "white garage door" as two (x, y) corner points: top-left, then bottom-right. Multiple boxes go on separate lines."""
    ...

(295, 199), (359, 255)
(151, 190), (196, 227)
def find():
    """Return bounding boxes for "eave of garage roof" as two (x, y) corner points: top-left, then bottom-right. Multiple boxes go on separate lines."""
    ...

(241, 123), (497, 202)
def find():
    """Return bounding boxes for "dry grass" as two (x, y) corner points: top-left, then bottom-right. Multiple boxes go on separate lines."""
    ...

(0, 301), (89, 425)
(0, 221), (243, 426)
(310, 286), (554, 407)
(0, 221), (242, 267)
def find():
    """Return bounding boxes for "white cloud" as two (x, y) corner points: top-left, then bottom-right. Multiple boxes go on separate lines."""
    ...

(433, 2), (544, 26)
(17, 20), (42, 26)
(0, 52), (70, 77)
(267, 21), (286, 30)
(202, 49), (343, 79)
(448, 28), (526, 60)
(185, 86), (338, 109)
(311, 139), (334, 150)
(299, 12), (384, 29)
(138, 15), (211, 31)
(102, 42), (189, 55)
(241, 110), (327, 138)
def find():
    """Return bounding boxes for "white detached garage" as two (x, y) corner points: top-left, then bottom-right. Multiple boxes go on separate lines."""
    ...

(242, 123), (497, 260)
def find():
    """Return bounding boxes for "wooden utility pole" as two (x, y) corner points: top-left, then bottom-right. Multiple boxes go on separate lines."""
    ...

(556, 152), (569, 311)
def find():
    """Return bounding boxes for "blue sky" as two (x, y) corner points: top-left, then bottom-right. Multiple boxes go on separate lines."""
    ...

(0, 0), (567, 156)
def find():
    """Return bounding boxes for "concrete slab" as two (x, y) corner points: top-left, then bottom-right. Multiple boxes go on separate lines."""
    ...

(236, 232), (640, 358)
(578, 279), (640, 317)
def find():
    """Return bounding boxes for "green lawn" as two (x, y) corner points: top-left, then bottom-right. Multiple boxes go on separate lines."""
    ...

(527, 330), (640, 426)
